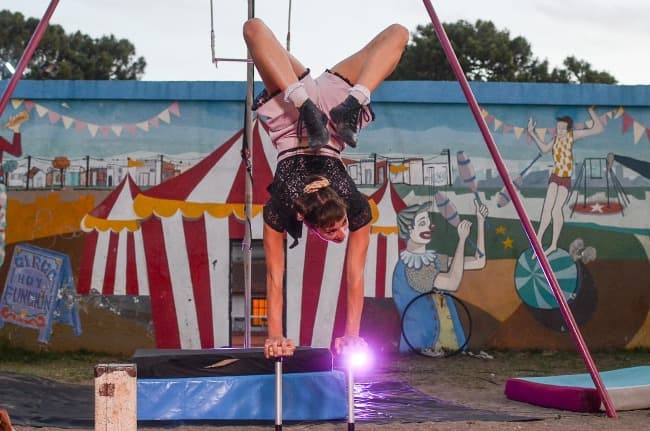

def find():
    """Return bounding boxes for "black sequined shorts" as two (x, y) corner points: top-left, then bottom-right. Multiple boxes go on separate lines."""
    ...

(264, 155), (372, 239)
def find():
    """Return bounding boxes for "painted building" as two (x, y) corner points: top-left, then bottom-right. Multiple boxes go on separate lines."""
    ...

(0, 80), (648, 355)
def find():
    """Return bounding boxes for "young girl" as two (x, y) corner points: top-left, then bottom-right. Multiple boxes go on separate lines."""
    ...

(243, 18), (408, 358)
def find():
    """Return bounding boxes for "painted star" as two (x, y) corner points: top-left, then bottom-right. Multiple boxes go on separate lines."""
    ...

(589, 202), (605, 213)
(496, 225), (507, 235)
(502, 237), (514, 249)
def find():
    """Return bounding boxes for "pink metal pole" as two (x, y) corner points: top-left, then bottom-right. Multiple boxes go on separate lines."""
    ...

(0, 0), (60, 119)
(421, 0), (617, 418)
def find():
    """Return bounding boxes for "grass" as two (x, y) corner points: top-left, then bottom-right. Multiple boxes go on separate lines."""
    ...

(0, 342), (129, 384)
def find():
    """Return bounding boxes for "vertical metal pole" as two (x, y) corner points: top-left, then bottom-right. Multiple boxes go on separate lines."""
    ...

(421, 0), (617, 418)
(275, 358), (283, 431)
(242, 0), (255, 349)
(0, 0), (60, 118)
(347, 364), (355, 431)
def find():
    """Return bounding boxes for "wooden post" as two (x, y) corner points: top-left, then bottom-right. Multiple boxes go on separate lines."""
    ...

(94, 364), (137, 431)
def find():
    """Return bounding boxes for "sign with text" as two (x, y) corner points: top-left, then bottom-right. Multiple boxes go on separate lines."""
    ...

(0, 244), (81, 342)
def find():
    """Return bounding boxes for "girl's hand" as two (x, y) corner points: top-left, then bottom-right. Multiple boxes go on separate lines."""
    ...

(264, 336), (295, 359)
(334, 335), (367, 355)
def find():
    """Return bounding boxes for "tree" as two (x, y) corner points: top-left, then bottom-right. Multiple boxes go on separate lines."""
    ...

(0, 10), (146, 80)
(389, 20), (616, 84)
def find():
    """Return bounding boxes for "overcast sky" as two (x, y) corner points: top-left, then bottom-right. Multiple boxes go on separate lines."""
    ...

(3, 0), (649, 85)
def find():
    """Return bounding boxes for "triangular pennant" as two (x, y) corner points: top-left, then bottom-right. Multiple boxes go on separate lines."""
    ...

(502, 124), (513, 134)
(24, 100), (34, 110)
(646, 128), (650, 143)
(111, 125), (123, 136)
(538, 128), (547, 141)
(514, 127), (524, 140)
(149, 117), (160, 128)
(100, 126), (111, 138)
(168, 102), (180, 117)
(136, 121), (149, 132)
(62, 115), (74, 129)
(633, 121), (645, 144)
(480, 108), (488, 118)
(48, 111), (61, 124)
(607, 111), (613, 119)
(35, 104), (48, 118)
(494, 119), (503, 131)
(75, 120), (87, 132)
(599, 115), (608, 126)
(485, 114), (494, 124)
(622, 114), (634, 134)
(158, 110), (171, 124)
(124, 124), (138, 135)
(88, 124), (99, 137)
(11, 99), (23, 109)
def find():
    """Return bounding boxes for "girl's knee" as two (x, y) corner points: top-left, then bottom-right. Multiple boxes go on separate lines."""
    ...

(242, 17), (267, 41)
(386, 23), (410, 46)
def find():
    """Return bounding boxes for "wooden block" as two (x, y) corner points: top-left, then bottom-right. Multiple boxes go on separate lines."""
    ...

(94, 364), (137, 431)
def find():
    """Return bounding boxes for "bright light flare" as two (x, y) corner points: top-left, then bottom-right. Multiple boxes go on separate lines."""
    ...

(347, 350), (370, 369)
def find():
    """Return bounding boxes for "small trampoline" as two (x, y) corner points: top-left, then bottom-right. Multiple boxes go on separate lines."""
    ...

(505, 366), (650, 413)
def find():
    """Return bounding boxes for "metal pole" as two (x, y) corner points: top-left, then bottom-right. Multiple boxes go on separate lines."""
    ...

(421, 0), (617, 418)
(347, 364), (355, 431)
(275, 358), (283, 431)
(242, 0), (255, 349)
(0, 0), (60, 118)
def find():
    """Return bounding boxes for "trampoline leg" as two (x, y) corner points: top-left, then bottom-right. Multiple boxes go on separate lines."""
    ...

(347, 364), (355, 431)
(275, 357), (283, 431)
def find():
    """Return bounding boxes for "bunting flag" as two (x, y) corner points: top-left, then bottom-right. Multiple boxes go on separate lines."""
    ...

(11, 100), (180, 138)
(481, 106), (649, 145)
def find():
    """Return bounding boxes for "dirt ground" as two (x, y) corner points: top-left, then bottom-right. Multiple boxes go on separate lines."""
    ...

(7, 350), (650, 431)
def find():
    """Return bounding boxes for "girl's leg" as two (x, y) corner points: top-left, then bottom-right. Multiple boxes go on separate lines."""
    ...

(536, 184), (557, 248)
(243, 18), (307, 92)
(330, 24), (409, 91)
(546, 185), (570, 256)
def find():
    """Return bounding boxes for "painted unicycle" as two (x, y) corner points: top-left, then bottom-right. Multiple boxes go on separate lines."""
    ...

(514, 248), (578, 310)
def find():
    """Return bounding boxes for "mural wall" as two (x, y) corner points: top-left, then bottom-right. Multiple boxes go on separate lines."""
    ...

(0, 80), (647, 355)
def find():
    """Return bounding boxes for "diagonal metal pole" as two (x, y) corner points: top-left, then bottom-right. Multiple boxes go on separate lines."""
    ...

(0, 0), (60, 118)
(421, 0), (617, 418)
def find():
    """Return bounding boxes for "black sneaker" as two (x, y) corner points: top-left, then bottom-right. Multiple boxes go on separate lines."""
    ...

(297, 99), (330, 151)
(329, 95), (372, 148)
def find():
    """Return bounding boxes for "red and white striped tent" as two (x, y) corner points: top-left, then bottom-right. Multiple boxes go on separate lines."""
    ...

(78, 173), (149, 296)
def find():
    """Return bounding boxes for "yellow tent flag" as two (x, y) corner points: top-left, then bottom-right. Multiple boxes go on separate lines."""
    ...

(390, 164), (409, 174)
(128, 157), (144, 167)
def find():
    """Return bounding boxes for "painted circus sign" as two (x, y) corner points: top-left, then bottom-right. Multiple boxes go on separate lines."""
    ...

(0, 244), (81, 342)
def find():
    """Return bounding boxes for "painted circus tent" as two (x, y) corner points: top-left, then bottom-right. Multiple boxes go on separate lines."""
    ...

(76, 119), (407, 349)
(78, 174), (149, 297)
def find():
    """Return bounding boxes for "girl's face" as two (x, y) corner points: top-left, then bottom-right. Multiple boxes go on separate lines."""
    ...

(556, 121), (570, 137)
(409, 211), (433, 245)
(311, 215), (349, 243)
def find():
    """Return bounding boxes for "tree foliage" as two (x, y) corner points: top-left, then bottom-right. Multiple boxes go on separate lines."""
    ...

(0, 10), (146, 80)
(389, 20), (616, 84)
